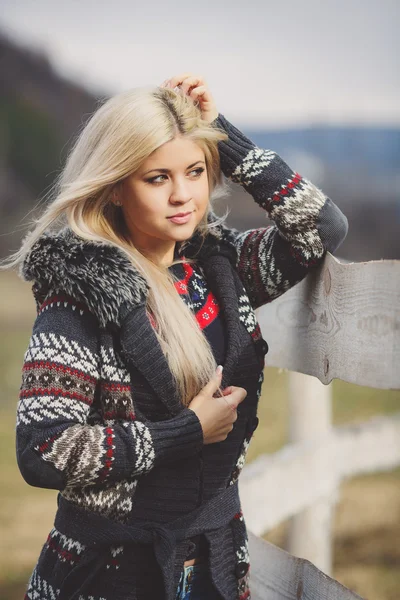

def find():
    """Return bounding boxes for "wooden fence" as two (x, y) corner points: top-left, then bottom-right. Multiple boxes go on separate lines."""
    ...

(240, 252), (400, 599)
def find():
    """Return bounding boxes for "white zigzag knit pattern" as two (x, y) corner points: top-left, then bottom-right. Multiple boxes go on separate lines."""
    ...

(231, 148), (276, 186)
(238, 293), (258, 333)
(48, 526), (86, 563)
(26, 569), (60, 600)
(62, 479), (138, 523)
(235, 227), (292, 304)
(269, 178), (326, 260)
(26, 568), (108, 600)
(17, 394), (89, 427)
(24, 332), (100, 379)
(18, 332), (99, 427)
(100, 345), (131, 383)
(123, 421), (155, 475)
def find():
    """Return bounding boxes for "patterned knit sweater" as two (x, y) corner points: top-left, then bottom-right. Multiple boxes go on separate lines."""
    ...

(17, 113), (348, 600)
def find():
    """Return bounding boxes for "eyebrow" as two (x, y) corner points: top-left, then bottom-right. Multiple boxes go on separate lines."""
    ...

(142, 160), (205, 176)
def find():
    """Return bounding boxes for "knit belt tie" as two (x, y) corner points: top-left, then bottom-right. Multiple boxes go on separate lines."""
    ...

(55, 479), (240, 600)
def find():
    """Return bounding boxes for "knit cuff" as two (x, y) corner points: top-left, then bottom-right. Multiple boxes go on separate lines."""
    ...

(149, 407), (204, 465)
(211, 113), (302, 211)
(211, 113), (256, 179)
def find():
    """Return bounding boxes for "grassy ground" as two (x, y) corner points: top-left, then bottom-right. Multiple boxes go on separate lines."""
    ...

(1, 271), (399, 600)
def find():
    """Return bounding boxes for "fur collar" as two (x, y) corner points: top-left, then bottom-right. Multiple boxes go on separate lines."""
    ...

(20, 211), (238, 328)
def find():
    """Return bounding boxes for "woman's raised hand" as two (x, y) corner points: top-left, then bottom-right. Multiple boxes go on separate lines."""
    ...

(160, 73), (219, 124)
(187, 367), (247, 444)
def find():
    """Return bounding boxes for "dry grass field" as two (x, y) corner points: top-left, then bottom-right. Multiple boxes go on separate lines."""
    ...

(1, 271), (399, 600)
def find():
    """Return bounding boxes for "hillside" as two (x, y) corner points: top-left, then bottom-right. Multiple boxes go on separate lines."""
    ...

(0, 31), (104, 256)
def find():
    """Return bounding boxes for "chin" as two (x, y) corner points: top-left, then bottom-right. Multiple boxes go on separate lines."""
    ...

(172, 231), (196, 243)
(167, 221), (198, 237)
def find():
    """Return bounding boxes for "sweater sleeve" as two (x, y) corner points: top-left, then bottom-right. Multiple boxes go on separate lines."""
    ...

(211, 113), (349, 309)
(16, 297), (204, 491)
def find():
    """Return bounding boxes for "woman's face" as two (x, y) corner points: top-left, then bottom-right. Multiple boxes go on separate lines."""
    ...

(119, 135), (209, 266)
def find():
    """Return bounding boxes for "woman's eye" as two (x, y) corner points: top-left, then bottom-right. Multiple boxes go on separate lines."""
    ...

(190, 167), (205, 177)
(146, 175), (167, 184)
(146, 167), (204, 185)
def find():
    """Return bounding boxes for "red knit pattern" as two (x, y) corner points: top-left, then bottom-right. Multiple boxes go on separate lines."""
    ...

(101, 382), (131, 393)
(173, 258), (221, 329)
(22, 361), (97, 383)
(98, 426), (115, 481)
(271, 172), (302, 203)
(46, 534), (81, 564)
(174, 259), (193, 295)
(20, 387), (92, 405)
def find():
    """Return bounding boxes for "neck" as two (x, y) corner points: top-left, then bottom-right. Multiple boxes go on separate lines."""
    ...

(137, 243), (179, 268)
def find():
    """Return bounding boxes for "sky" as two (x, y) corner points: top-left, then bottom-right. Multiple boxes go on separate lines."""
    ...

(1, 0), (399, 127)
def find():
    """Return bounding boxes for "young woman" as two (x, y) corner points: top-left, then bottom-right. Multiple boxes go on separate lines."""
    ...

(7, 73), (348, 600)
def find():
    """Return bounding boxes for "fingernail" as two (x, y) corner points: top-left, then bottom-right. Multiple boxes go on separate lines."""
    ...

(216, 365), (223, 375)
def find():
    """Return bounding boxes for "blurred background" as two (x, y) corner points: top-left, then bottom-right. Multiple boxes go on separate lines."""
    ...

(0, 1), (399, 599)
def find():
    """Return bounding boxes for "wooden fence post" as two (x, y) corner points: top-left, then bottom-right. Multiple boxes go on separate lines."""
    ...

(286, 371), (335, 574)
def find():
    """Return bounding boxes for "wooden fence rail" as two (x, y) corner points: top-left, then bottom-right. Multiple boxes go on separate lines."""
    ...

(239, 412), (400, 530)
(258, 253), (400, 389)
(247, 532), (363, 600)
(242, 252), (400, 598)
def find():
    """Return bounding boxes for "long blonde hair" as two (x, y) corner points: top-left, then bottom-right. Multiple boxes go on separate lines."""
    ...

(2, 86), (230, 406)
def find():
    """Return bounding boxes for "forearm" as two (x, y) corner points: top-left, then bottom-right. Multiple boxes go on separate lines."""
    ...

(16, 301), (204, 491)
(17, 408), (203, 490)
(210, 113), (348, 308)
(212, 113), (349, 264)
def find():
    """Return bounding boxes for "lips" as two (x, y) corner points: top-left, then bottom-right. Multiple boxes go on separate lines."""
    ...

(168, 212), (191, 218)
(167, 212), (193, 224)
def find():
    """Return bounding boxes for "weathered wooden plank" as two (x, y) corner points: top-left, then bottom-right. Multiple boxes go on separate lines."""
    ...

(239, 412), (400, 535)
(287, 373), (333, 574)
(248, 531), (364, 599)
(256, 253), (400, 389)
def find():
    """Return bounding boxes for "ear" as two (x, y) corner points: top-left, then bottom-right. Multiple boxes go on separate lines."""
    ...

(111, 182), (123, 207)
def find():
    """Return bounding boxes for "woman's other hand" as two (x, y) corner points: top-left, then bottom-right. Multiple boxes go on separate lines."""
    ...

(160, 73), (219, 124)
(187, 367), (247, 444)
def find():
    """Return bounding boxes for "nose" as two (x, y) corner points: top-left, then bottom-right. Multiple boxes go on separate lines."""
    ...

(169, 176), (192, 204)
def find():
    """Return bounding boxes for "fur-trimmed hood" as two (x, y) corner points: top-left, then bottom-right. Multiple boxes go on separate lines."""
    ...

(20, 212), (238, 329)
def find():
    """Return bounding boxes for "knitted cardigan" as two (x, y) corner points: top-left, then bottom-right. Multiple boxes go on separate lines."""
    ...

(17, 113), (348, 600)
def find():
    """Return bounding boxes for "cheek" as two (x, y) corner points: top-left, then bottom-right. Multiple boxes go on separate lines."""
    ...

(125, 189), (160, 221)
(137, 205), (164, 229)
(197, 183), (210, 210)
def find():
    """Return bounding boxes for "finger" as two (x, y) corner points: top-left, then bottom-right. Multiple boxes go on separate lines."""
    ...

(189, 85), (206, 96)
(226, 388), (247, 404)
(236, 389), (248, 404)
(221, 386), (233, 396)
(213, 385), (224, 398)
(179, 76), (204, 96)
(201, 367), (223, 397)
(223, 396), (238, 412)
(166, 73), (194, 89)
(189, 85), (210, 103)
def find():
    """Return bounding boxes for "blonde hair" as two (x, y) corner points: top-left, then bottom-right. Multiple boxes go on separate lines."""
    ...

(2, 86), (230, 407)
